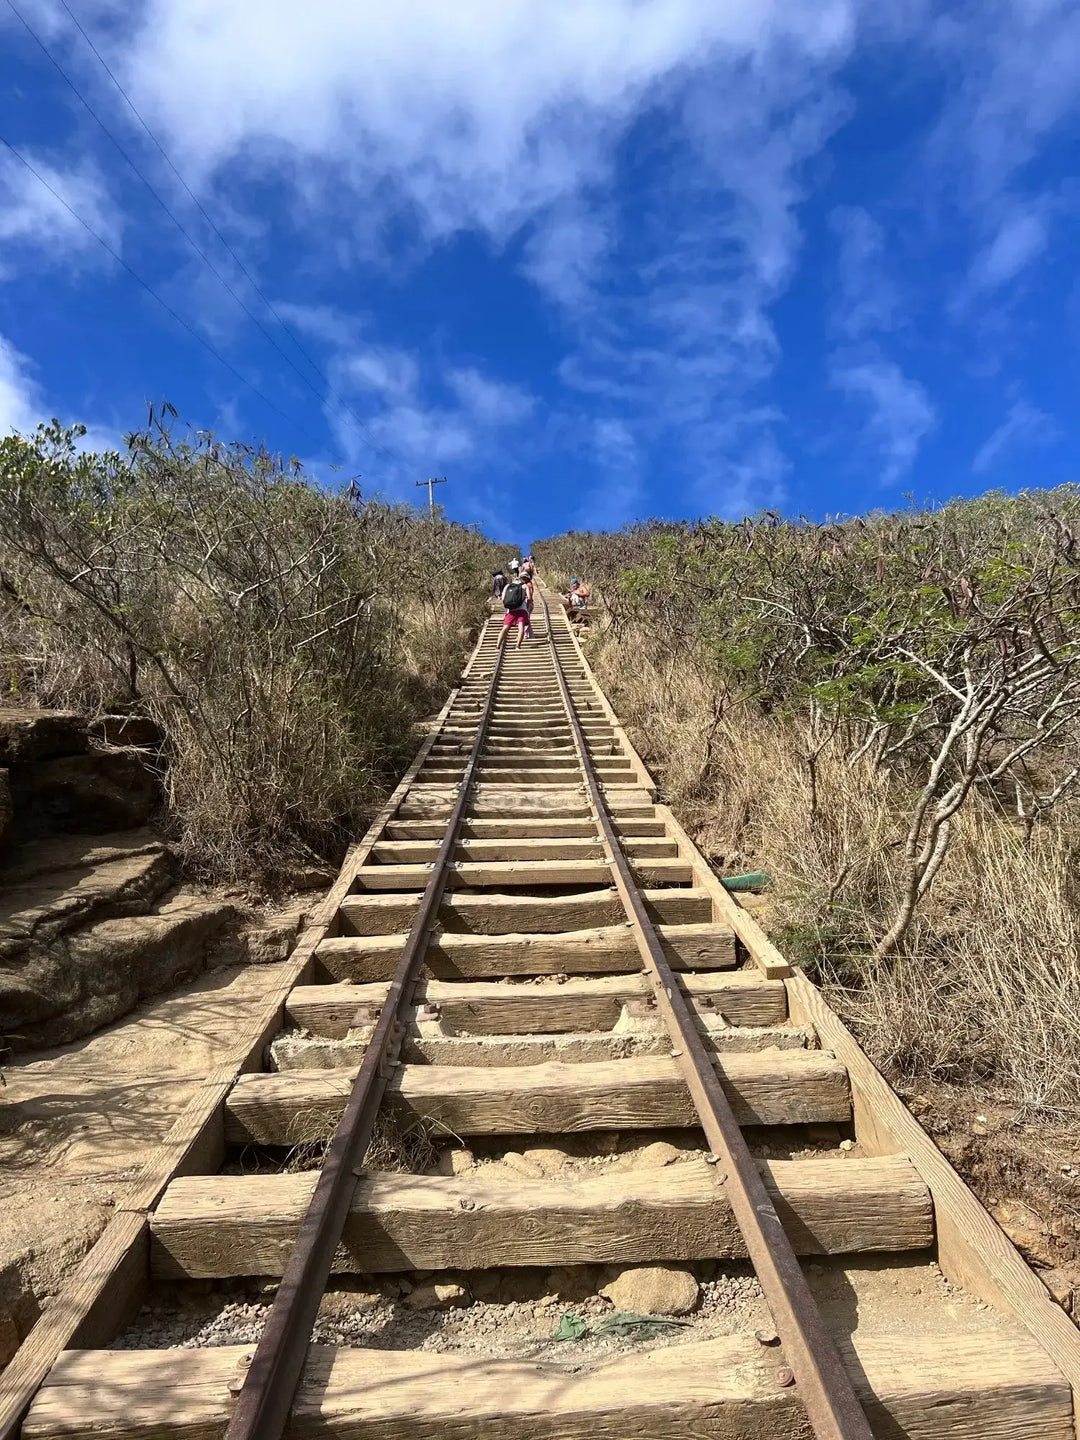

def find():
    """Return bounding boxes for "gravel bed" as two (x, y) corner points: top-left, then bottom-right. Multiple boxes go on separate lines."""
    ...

(111, 1264), (768, 1363)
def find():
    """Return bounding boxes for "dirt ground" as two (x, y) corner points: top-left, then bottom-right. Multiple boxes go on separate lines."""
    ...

(0, 960), (295, 1355)
(899, 1081), (1080, 1301)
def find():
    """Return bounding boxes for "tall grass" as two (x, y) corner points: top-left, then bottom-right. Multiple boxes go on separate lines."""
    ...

(585, 617), (1080, 1121)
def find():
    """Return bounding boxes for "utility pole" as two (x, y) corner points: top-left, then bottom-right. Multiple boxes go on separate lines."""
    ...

(416, 476), (447, 517)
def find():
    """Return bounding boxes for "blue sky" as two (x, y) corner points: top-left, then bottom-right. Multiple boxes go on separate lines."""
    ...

(1, 1), (1078, 546)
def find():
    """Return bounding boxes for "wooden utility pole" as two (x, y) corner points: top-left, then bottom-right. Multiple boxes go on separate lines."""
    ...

(416, 476), (447, 517)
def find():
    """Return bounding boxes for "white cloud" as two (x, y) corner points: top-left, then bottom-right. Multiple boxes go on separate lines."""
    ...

(930, 0), (1080, 205)
(117, 0), (856, 242)
(0, 149), (120, 274)
(0, 332), (117, 451)
(446, 368), (534, 426)
(323, 339), (537, 508)
(830, 205), (900, 338)
(965, 204), (1048, 296)
(972, 397), (1057, 474)
(925, 2), (1080, 305)
(522, 203), (613, 311)
(831, 351), (936, 484)
(0, 333), (43, 435)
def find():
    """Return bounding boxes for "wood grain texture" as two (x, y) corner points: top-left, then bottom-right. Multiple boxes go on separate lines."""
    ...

(370, 838), (677, 863)
(288, 970), (784, 1036)
(384, 819), (667, 839)
(150, 1155), (932, 1278)
(24, 1330), (1072, 1440)
(350, 859), (694, 891)
(787, 970), (1080, 1403)
(316, 921), (736, 979)
(224, 1051), (851, 1144)
(338, 887), (712, 937)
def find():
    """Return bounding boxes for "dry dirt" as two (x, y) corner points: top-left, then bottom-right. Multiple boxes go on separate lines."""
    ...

(899, 1081), (1080, 1303)
(0, 958), (299, 1357)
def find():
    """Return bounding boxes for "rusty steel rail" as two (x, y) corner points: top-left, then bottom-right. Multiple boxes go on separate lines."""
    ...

(540, 594), (874, 1440)
(224, 627), (506, 1440)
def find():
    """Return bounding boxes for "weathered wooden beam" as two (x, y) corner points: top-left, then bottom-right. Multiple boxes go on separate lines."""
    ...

(351, 859), (695, 891)
(288, 970), (783, 1037)
(24, 1331), (1073, 1440)
(150, 1155), (932, 1279)
(371, 838), (677, 863)
(316, 920), (735, 980)
(384, 819), (667, 840)
(224, 1052), (851, 1145)
(338, 887), (712, 936)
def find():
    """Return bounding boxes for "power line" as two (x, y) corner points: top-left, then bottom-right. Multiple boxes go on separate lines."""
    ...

(54, 0), (327, 387)
(0, 135), (334, 452)
(416, 475), (447, 516)
(4, 0), (416, 476)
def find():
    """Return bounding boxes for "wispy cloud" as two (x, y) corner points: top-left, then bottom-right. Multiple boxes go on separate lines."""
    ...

(316, 334), (538, 522)
(0, 149), (121, 275)
(829, 205), (900, 339)
(0, 332), (43, 434)
(831, 351), (936, 485)
(972, 396), (1058, 475)
(964, 202), (1049, 297)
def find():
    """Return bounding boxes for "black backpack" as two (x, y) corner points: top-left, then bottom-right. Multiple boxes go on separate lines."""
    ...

(503, 582), (526, 610)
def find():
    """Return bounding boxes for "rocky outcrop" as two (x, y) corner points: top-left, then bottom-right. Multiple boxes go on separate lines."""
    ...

(0, 706), (160, 844)
(0, 709), (86, 766)
(89, 715), (162, 749)
(0, 831), (234, 1048)
(0, 771), (11, 856)
(8, 751), (159, 838)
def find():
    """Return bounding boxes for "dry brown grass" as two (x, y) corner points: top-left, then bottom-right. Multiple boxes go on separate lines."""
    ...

(586, 618), (1080, 1122)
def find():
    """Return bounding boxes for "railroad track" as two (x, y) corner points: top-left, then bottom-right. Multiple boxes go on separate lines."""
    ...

(6, 584), (1080, 1439)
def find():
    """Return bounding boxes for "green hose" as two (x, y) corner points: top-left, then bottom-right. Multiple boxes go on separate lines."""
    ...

(721, 871), (771, 893)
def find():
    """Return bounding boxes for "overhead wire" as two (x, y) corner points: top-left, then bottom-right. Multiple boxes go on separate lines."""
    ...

(0, 135), (334, 453)
(4, 0), (416, 476)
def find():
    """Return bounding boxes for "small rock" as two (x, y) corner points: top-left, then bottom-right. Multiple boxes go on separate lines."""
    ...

(317, 1291), (380, 1320)
(524, 1146), (568, 1175)
(437, 1148), (475, 1176)
(1040, 1269), (1074, 1311)
(599, 1264), (699, 1316)
(284, 865), (336, 891)
(838, 1139), (854, 1152)
(502, 1151), (544, 1179)
(994, 1200), (1049, 1262)
(629, 1141), (683, 1169)
(405, 1282), (468, 1311)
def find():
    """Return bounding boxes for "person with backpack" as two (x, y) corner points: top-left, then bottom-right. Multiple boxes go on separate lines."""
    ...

(491, 567), (506, 597)
(498, 573), (531, 649)
(520, 569), (536, 638)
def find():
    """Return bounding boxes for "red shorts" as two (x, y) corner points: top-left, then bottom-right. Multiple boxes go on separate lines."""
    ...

(502, 609), (529, 628)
